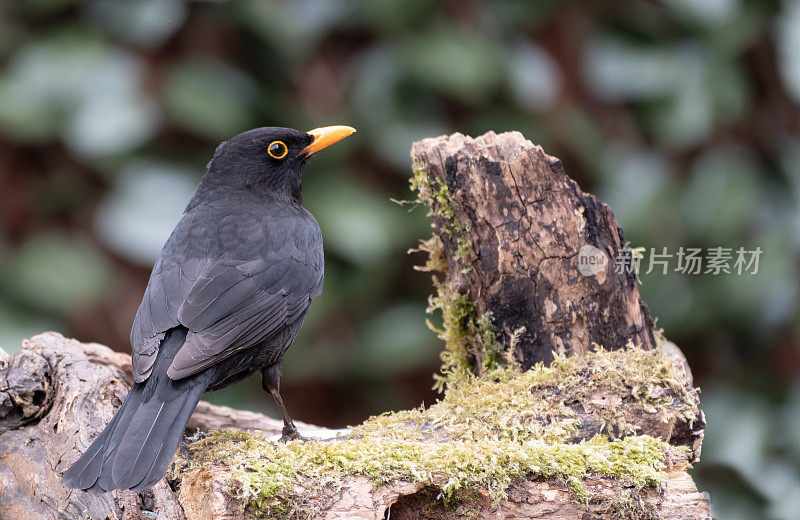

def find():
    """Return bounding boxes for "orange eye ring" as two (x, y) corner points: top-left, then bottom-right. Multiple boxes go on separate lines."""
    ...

(267, 140), (288, 159)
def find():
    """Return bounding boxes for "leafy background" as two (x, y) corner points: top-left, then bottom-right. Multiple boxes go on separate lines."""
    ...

(0, 1), (798, 518)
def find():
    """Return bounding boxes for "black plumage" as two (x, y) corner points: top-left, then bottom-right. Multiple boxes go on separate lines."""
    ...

(63, 125), (353, 493)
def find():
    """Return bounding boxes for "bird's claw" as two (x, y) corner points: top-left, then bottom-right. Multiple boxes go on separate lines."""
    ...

(185, 430), (209, 443)
(280, 426), (307, 443)
(180, 430), (209, 465)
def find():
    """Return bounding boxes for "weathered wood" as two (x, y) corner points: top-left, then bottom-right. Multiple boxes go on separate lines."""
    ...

(0, 332), (331, 520)
(0, 333), (708, 520)
(177, 459), (710, 520)
(410, 131), (656, 368)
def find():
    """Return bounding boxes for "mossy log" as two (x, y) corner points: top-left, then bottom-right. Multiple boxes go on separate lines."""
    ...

(0, 132), (710, 519)
(0, 334), (708, 520)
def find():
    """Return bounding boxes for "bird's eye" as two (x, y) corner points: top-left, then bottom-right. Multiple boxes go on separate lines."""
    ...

(267, 140), (288, 159)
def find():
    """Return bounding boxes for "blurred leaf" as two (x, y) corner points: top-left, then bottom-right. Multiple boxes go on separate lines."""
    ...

(2, 232), (115, 313)
(489, 0), (560, 31)
(95, 159), (197, 265)
(648, 66), (713, 148)
(0, 33), (109, 142)
(598, 143), (676, 244)
(0, 301), (60, 354)
(401, 28), (506, 104)
(706, 59), (748, 125)
(662, 0), (741, 26)
(638, 271), (694, 332)
(351, 47), (402, 126)
(769, 484), (800, 520)
(82, 0), (187, 48)
(776, 0), (800, 105)
(680, 145), (763, 242)
(723, 225), (797, 332)
(754, 459), (800, 519)
(0, 33), (160, 155)
(554, 107), (607, 172)
(236, 0), (355, 58)
(353, 302), (436, 376)
(65, 87), (161, 159)
(508, 41), (562, 112)
(373, 118), (448, 172)
(163, 58), (256, 140)
(583, 35), (684, 101)
(357, 0), (439, 33)
(0, 78), (60, 142)
(707, 2), (769, 56)
(304, 177), (411, 267)
(698, 475), (766, 520)
(350, 46), (448, 170)
(702, 384), (773, 485)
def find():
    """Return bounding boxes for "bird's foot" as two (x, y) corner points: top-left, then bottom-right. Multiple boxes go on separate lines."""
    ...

(280, 425), (307, 443)
(179, 436), (190, 466)
(180, 430), (209, 465)
(185, 430), (209, 443)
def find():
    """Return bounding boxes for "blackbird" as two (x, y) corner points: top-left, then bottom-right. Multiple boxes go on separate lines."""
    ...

(63, 125), (355, 494)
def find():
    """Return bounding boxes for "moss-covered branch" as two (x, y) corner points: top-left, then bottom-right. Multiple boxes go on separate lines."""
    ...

(172, 346), (699, 519)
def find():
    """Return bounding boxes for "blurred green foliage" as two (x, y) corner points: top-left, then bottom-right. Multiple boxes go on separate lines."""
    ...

(0, 1), (798, 518)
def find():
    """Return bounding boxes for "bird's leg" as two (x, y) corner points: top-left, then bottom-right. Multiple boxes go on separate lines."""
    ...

(179, 430), (209, 466)
(186, 429), (208, 443)
(179, 433), (190, 466)
(262, 364), (305, 442)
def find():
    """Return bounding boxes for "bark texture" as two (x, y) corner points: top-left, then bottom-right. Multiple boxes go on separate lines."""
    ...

(410, 131), (656, 368)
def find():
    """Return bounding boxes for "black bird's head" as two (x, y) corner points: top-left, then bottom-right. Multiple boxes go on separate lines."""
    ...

(189, 125), (355, 207)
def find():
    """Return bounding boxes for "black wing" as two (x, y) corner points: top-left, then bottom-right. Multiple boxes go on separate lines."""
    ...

(130, 206), (323, 383)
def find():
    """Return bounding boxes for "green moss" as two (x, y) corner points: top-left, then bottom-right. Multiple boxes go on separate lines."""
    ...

(424, 279), (505, 391)
(409, 162), (501, 387)
(612, 489), (660, 520)
(409, 236), (501, 389)
(410, 161), (455, 225)
(406, 226), (493, 386)
(175, 347), (693, 519)
(410, 160), (471, 258)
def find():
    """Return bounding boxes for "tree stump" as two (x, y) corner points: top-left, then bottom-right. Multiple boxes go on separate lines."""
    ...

(409, 131), (656, 369)
(0, 131), (709, 520)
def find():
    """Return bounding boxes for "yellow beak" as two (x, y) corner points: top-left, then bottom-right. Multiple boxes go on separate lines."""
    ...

(302, 125), (356, 156)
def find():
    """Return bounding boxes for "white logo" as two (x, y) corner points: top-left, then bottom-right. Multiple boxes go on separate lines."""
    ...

(578, 245), (608, 276)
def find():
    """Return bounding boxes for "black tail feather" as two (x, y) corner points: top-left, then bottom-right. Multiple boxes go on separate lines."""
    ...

(63, 328), (213, 493)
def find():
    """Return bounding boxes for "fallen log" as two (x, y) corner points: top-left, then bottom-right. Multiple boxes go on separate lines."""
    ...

(0, 131), (710, 519)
